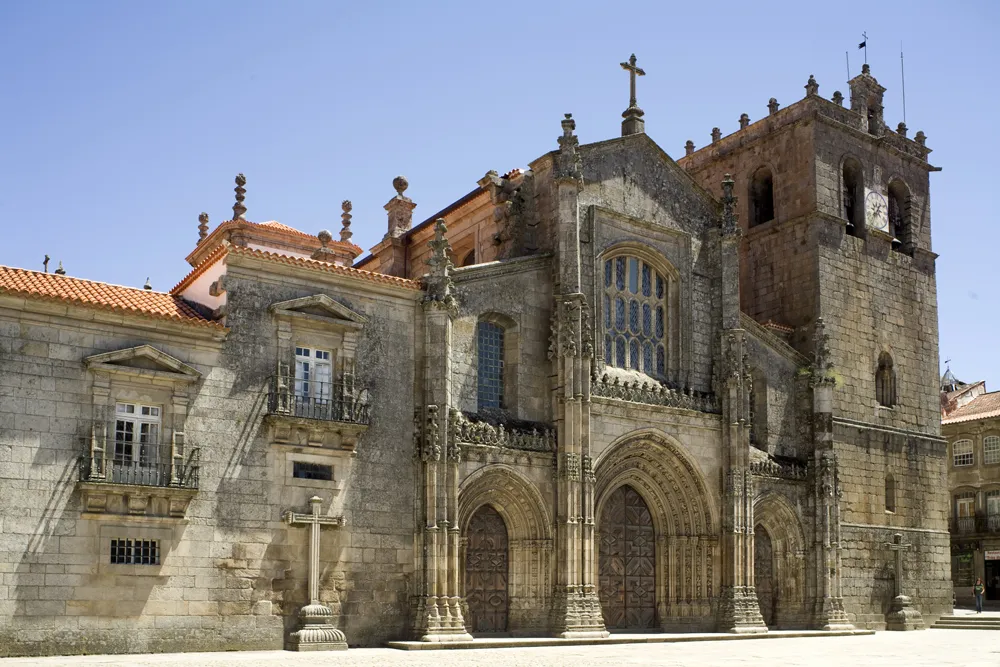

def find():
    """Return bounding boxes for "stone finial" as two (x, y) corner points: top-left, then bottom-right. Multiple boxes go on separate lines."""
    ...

(54, 261), (66, 275)
(915, 131), (926, 146)
(318, 229), (332, 246)
(143, 277), (152, 291)
(423, 219), (457, 314)
(311, 229), (338, 263)
(739, 114), (750, 130)
(805, 74), (819, 97)
(862, 63), (871, 76)
(832, 91), (844, 106)
(711, 127), (721, 143)
(556, 114), (582, 183)
(197, 212), (209, 243)
(767, 98), (779, 115)
(685, 140), (695, 156)
(233, 174), (247, 220)
(896, 122), (908, 138)
(721, 174), (738, 236)
(385, 175), (416, 238)
(340, 200), (353, 243)
(620, 53), (646, 136)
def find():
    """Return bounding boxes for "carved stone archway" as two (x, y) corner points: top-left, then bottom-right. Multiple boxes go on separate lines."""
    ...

(594, 430), (719, 631)
(753, 493), (808, 629)
(458, 465), (552, 634)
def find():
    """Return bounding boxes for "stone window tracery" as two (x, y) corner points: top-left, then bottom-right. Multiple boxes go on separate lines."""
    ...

(602, 255), (668, 378)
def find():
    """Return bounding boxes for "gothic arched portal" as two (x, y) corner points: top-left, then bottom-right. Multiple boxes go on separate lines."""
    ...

(464, 504), (509, 633)
(754, 525), (776, 626)
(598, 484), (656, 629)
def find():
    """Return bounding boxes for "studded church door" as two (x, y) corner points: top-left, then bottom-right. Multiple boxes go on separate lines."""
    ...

(598, 485), (656, 629)
(464, 504), (509, 633)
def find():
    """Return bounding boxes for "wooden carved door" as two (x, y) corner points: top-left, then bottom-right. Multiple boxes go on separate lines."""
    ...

(464, 504), (509, 633)
(598, 485), (656, 629)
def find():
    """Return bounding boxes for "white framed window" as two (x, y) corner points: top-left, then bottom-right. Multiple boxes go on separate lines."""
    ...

(984, 436), (1000, 465)
(953, 439), (974, 467)
(602, 255), (668, 377)
(294, 347), (333, 402)
(113, 402), (162, 484)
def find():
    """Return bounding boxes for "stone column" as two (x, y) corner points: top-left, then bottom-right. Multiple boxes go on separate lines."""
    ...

(411, 222), (473, 642)
(810, 319), (854, 631)
(715, 177), (767, 634)
(549, 114), (607, 638)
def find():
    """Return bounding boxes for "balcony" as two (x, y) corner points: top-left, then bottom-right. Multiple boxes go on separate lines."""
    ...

(78, 429), (199, 518)
(264, 375), (370, 452)
(949, 515), (1000, 536)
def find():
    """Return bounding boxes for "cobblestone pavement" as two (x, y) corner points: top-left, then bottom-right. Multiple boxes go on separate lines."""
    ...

(2, 631), (998, 667)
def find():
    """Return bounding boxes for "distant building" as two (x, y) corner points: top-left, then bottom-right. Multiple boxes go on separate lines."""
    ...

(942, 369), (1000, 606)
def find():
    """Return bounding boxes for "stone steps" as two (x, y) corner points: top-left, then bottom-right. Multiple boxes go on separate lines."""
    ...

(931, 615), (1000, 630)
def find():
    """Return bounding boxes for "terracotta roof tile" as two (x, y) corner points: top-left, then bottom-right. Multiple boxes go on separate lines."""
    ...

(0, 265), (223, 329)
(227, 246), (422, 290)
(943, 391), (1000, 424)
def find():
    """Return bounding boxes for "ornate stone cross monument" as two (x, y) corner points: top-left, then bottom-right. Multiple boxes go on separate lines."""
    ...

(285, 496), (348, 650)
(884, 532), (924, 631)
(620, 53), (646, 136)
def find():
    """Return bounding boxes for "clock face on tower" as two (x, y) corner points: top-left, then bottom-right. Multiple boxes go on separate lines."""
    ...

(865, 191), (889, 233)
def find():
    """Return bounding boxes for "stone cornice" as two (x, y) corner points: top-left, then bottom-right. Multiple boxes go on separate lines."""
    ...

(452, 253), (552, 283)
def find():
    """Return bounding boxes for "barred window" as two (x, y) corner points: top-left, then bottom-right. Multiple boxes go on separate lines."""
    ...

(984, 436), (1000, 465)
(953, 439), (974, 467)
(477, 322), (504, 411)
(110, 538), (159, 565)
(293, 461), (333, 481)
(602, 256), (667, 377)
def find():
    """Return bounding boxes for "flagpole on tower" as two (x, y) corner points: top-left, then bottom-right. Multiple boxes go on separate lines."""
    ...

(901, 42), (907, 124)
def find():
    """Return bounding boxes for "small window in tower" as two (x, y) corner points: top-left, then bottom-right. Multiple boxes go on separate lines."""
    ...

(887, 180), (910, 254)
(842, 158), (864, 237)
(885, 473), (896, 513)
(875, 352), (896, 408)
(749, 166), (775, 227)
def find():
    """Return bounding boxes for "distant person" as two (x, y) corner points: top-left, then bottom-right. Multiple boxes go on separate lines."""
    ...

(974, 577), (985, 613)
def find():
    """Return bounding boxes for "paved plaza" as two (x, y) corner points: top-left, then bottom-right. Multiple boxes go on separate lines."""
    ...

(1, 631), (998, 667)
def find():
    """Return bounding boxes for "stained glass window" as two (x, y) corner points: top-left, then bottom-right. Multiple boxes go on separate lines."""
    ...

(477, 322), (504, 411)
(602, 255), (669, 377)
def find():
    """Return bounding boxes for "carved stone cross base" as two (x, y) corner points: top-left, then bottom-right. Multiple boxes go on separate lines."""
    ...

(287, 603), (348, 651)
(552, 585), (609, 639)
(717, 585), (768, 634)
(412, 595), (474, 642)
(885, 594), (924, 631)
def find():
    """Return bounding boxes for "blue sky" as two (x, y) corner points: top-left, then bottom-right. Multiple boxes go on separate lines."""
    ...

(1, 1), (996, 389)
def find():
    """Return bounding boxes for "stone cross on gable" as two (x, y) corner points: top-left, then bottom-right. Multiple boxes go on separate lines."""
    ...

(620, 53), (645, 110)
(284, 496), (348, 651)
(885, 532), (911, 597)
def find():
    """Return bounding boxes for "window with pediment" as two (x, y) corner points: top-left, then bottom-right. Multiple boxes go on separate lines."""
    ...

(601, 255), (670, 379)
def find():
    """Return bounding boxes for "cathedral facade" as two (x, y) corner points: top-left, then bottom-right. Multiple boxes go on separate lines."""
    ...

(0, 62), (950, 656)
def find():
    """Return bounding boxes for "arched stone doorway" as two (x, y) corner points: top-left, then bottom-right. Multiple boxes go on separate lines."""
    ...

(753, 494), (808, 629)
(598, 484), (656, 629)
(754, 525), (776, 626)
(464, 504), (509, 633)
(594, 430), (719, 632)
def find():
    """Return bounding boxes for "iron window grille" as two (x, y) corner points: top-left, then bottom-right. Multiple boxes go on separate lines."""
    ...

(110, 538), (160, 565)
(477, 322), (504, 411)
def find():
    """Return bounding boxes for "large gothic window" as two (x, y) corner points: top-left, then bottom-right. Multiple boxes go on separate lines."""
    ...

(477, 321), (505, 411)
(602, 256), (668, 378)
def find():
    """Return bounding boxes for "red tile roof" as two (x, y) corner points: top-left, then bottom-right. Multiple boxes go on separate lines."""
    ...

(943, 391), (1000, 424)
(0, 265), (223, 329)
(227, 246), (422, 290)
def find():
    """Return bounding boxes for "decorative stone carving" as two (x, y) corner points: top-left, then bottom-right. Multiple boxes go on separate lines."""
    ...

(422, 220), (458, 316)
(340, 200), (353, 243)
(810, 317), (836, 387)
(591, 373), (719, 414)
(420, 405), (442, 462)
(197, 212), (209, 243)
(832, 90), (844, 106)
(739, 114), (750, 130)
(449, 410), (555, 452)
(750, 456), (807, 480)
(556, 114), (583, 183)
(805, 74), (819, 97)
(767, 98), (779, 116)
(619, 53), (646, 136)
(721, 174), (739, 237)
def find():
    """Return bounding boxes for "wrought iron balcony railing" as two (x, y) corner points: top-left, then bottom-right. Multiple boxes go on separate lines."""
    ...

(79, 439), (199, 489)
(266, 375), (370, 425)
